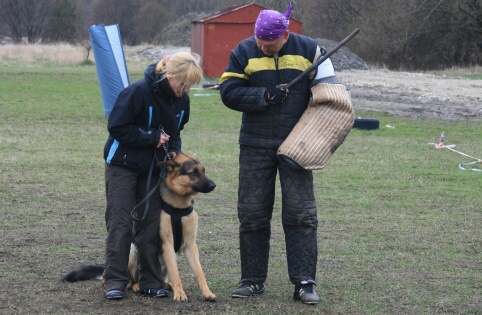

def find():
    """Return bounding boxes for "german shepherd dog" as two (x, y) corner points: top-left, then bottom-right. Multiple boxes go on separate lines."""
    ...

(62, 153), (216, 302)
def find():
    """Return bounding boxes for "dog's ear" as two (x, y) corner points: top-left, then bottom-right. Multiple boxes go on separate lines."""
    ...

(157, 151), (179, 166)
(166, 159), (180, 172)
(157, 159), (176, 170)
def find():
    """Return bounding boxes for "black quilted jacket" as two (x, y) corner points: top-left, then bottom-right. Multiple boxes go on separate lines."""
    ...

(220, 33), (318, 149)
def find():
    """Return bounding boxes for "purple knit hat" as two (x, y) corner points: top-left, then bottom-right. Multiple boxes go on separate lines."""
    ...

(255, 2), (292, 41)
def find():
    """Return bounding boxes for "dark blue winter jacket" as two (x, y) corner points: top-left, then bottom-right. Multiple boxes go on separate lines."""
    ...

(104, 63), (189, 174)
(219, 33), (318, 149)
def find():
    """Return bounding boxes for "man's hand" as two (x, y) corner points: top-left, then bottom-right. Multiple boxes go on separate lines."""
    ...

(264, 85), (288, 106)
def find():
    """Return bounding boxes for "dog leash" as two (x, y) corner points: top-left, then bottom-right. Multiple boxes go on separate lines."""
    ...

(130, 157), (160, 222)
(131, 126), (173, 222)
(160, 125), (172, 161)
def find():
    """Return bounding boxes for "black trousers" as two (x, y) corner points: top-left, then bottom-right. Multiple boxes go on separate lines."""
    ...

(237, 145), (318, 285)
(104, 163), (163, 292)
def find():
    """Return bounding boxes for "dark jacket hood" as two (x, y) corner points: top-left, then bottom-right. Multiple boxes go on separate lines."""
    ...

(144, 63), (178, 99)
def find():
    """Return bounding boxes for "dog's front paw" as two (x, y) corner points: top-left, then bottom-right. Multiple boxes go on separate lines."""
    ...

(131, 283), (140, 292)
(203, 291), (216, 302)
(173, 290), (188, 302)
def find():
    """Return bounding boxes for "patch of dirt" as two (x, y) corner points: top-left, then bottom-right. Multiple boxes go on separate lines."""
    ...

(131, 46), (191, 62)
(337, 69), (482, 120)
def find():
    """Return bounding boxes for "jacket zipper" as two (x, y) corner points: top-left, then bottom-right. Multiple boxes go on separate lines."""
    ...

(274, 54), (280, 141)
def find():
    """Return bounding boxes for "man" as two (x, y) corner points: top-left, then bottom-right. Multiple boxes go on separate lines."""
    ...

(219, 2), (340, 305)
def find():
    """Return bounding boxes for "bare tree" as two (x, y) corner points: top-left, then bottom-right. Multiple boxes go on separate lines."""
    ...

(42, 0), (78, 43)
(89, 0), (141, 45)
(0, 0), (24, 42)
(0, 0), (479, 69)
(400, 0), (482, 68)
(22, 0), (50, 43)
(133, 1), (172, 44)
(446, 0), (481, 65)
(306, 0), (481, 69)
(0, 0), (51, 43)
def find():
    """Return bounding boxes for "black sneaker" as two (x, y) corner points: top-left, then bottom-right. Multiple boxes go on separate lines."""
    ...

(138, 288), (169, 298)
(231, 281), (265, 298)
(293, 282), (320, 305)
(105, 289), (123, 300)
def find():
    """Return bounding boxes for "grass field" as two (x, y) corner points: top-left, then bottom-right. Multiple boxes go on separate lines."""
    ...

(1, 59), (481, 314)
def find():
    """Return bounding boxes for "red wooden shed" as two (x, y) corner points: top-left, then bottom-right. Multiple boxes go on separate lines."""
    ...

(191, 2), (303, 78)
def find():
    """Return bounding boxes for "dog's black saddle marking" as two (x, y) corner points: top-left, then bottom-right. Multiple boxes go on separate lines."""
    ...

(161, 201), (193, 253)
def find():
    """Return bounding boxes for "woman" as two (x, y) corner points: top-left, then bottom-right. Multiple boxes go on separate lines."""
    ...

(103, 52), (203, 300)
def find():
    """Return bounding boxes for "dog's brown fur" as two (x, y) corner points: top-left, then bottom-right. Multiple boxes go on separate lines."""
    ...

(62, 153), (216, 302)
(127, 153), (216, 301)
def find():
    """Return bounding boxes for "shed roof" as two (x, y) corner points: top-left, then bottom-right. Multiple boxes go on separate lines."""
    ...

(192, 2), (302, 25)
(193, 3), (263, 23)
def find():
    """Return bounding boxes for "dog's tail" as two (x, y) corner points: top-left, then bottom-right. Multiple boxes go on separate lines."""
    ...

(61, 265), (105, 282)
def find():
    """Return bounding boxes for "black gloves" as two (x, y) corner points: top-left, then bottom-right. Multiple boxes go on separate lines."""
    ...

(264, 86), (287, 106)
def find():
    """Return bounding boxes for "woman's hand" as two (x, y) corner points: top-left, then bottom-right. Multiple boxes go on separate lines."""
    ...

(156, 133), (170, 148)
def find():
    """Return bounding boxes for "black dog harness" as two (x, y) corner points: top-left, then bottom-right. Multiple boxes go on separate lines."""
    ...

(161, 201), (193, 253)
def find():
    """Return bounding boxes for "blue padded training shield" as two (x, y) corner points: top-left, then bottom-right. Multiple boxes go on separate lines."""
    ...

(88, 24), (130, 117)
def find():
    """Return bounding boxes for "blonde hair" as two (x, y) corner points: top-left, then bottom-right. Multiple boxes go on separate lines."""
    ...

(155, 52), (203, 88)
